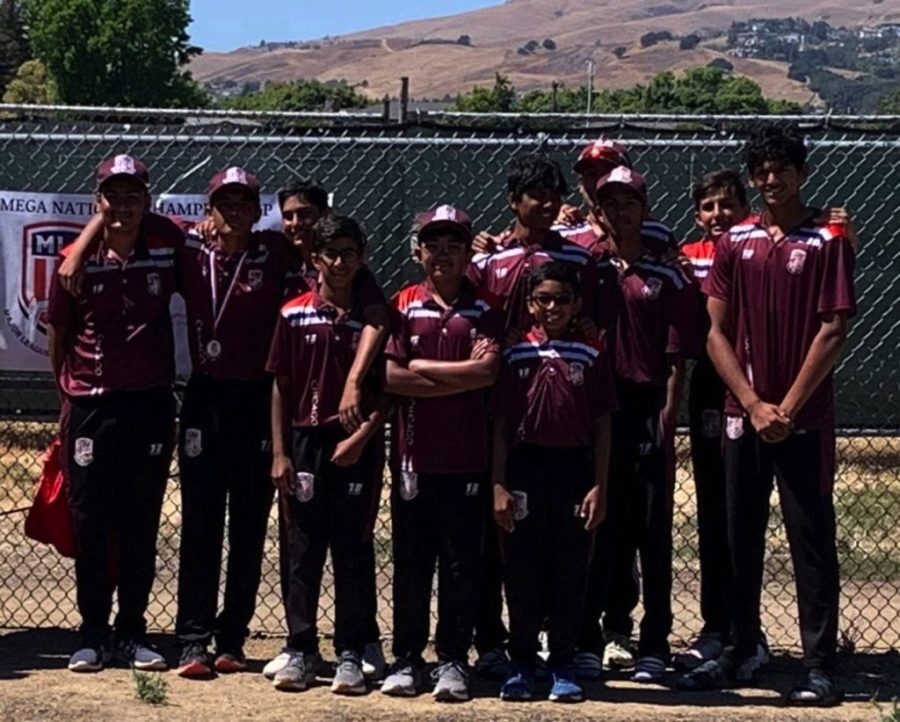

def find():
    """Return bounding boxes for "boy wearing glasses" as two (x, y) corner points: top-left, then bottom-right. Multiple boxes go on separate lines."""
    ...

(577, 166), (699, 683)
(381, 205), (502, 701)
(267, 215), (387, 696)
(492, 261), (615, 703)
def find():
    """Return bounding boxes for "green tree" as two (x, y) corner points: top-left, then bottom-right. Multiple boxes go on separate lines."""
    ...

(878, 89), (900, 113)
(453, 73), (517, 112)
(2, 58), (57, 103)
(222, 79), (369, 111)
(0, 0), (30, 94)
(23, 0), (207, 107)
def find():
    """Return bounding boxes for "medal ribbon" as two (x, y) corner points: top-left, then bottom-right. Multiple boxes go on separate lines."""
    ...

(209, 248), (248, 333)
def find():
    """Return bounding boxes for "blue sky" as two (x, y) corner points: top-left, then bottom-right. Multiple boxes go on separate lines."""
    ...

(188, 0), (498, 52)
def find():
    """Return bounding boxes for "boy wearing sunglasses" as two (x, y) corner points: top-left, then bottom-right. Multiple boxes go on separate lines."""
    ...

(492, 261), (615, 703)
(267, 215), (387, 696)
(381, 205), (502, 701)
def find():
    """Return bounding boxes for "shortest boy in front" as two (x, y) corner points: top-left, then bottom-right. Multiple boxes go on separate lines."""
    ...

(492, 261), (616, 703)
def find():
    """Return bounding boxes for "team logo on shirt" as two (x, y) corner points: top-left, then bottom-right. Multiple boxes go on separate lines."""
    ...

(494, 267), (509, 279)
(247, 269), (264, 290)
(786, 248), (807, 275)
(294, 472), (315, 502)
(742, 248), (755, 260)
(701, 410), (721, 439)
(568, 362), (585, 387)
(146, 272), (161, 296)
(641, 277), (663, 299)
(726, 416), (745, 440)
(73, 437), (94, 467)
(399, 470), (419, 501)
(184, 428), (203, 457)
(410, 335), (420, 349)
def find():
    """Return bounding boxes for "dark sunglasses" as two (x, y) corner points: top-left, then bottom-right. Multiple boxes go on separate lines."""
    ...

(530, 292), (575, 308)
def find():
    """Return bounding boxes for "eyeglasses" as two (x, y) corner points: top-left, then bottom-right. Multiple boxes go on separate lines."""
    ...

(530, 292), (575, 308)
(419, 240), (468, 256)
(319, 247), (361, 264)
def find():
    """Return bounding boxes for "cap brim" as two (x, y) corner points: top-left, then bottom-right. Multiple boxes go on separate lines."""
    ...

(209, 182), (261, 199)
(98, 172), (149, 189)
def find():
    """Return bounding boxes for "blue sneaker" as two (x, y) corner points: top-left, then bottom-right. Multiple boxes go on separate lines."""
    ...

(500, 665), (535, 701)
(549, 668), (584, 702)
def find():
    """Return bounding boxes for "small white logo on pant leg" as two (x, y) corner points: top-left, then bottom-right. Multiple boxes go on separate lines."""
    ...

(260, 439), (272, 452)
(74, 437), (94, 467)
(465, 483), (480, 496)
(184, 428), (203, 457)
(294, 472), (315, 502)
(726, 416), (745, 440)
(348, 483), (363, 496)
(399, 470), (418, 501)
(701, 410), (722, 439)
(149, 443), (164, 456)
(511, 490), (529, 521)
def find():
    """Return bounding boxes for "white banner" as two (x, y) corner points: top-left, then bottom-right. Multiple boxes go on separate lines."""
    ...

(0, 190), (283, 374)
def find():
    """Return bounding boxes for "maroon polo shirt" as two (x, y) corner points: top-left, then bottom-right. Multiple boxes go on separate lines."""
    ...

(47, 215), (182, 397)
(385, 279), (502, 474)
(554, 218), (678, 259)
(596, 245), (701, 386)
(468, 230), (599, 334)
(492, 327), (617, 448)
(266, 288), (368, 429)
(178, 228), (294, 380)
(703, 215), (856, 429)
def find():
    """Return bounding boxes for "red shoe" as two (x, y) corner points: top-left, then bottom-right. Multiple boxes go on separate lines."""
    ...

(214, 650), (248, 673)
(177, 643), (213, 678)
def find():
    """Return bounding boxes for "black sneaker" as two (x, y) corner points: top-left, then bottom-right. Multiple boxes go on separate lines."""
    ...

(177, 641), (213, 678)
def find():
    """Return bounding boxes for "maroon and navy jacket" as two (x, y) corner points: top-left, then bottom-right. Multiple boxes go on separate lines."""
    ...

(492, 327), (617, 448)
(385, 279), (503, 474)
(680, 236), (717, 340)
(703, 215), (856, 429)
(468, 231), (599, 333)
(266, 289), (368, 429)
(48, 215), (182, 397)
(179, 228), (294, 380)
(595, 245), (701, 387)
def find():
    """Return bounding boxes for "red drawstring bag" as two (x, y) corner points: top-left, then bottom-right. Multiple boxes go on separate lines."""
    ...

(24, 437), (77, 558)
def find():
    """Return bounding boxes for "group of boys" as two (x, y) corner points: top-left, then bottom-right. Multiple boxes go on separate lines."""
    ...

(47, 125), (855, 707)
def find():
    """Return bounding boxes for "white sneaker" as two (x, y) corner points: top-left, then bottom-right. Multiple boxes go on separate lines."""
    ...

(118, 640), (167, 671)
(68, 646), (105, 673)
(381, 659), (419, 697)
(263, 651), (292, 680)
(362, 641), (386, 680)
(603, 633), (634, 670)
(273, 652), (319, 692)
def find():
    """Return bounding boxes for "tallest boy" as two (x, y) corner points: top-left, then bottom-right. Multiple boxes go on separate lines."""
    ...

(701, 127), (855, 706)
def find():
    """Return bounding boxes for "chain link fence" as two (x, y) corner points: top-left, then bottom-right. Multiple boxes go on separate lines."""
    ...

(1, 107), (898, 653)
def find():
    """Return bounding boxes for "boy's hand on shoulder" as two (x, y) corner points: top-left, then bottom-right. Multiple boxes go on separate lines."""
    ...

(57, 254), (86, 296)
(493, 483), (515, 533)
(331, 436), (364, 467)
(271, 454), (294, 492)
(472, 231), (500, 255)
(556, 203), (583, 226)
(580, 486), (606, 530)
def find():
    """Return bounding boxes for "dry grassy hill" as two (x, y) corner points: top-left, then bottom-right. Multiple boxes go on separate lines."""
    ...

(188, 0), (900, 102)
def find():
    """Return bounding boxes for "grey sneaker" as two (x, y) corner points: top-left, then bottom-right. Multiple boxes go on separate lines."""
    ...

(362, 641), (386, 680)
(432, 661), (470, 702)
(381, 659), (419, 697)
(273, 651), (319, 691)
(117, 640), (167, 671)
(68, 646), (105, 673)
(734, 642), (769, 683)
(331, 650), (366, 695)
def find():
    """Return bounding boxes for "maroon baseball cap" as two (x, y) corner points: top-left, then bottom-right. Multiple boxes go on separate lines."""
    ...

(206, 166), (261, 199)
(95, 154), (150, 189)
(574, 138), (632, 173)
(414, 204), (473, 241)
(594, 166), (648, 202)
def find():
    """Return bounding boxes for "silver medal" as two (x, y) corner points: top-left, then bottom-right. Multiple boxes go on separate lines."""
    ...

(206, 339), (222, 359)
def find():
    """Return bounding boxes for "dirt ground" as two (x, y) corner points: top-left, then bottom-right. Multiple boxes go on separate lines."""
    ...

(1, 629), (898, 722)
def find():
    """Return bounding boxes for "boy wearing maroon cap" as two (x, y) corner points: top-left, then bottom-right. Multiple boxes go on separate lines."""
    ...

(267, 215), (387, 696)
(381, 205), (502, 701)
(492, 261), (615, 703)
(699, 128), (855, 706)
(171, 167), (297, 677)
(576, 166), (700, 683)
(48, 155), (180, 673)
